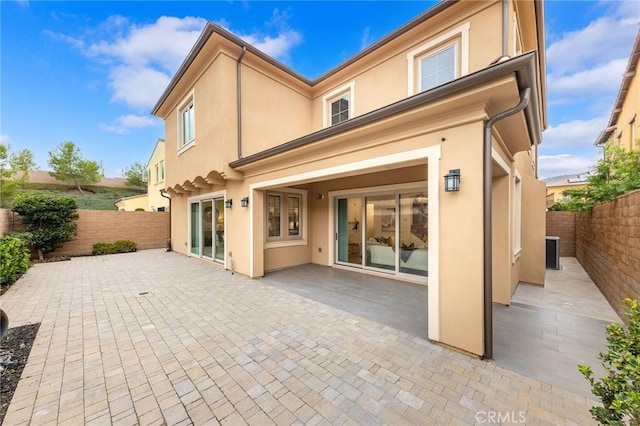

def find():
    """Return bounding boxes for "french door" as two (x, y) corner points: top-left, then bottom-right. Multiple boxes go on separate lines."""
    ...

(335, 189), (428, 277)
(190, 197), (225, 263)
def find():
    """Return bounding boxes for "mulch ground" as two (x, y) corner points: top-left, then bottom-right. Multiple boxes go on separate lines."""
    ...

(0, 323), (40, 425)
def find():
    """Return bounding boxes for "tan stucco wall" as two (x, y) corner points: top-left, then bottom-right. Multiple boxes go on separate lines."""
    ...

(546, 183), (586, 203)
(519, 174), (546, 286)
(116, 195), (149, 211)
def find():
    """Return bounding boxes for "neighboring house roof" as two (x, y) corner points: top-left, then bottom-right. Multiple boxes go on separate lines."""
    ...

(544, 171), (592, 188)
(152, 0), (547, 124)
(230, 52), (543, 168)
(146, 138), (165, 169)
(595, 28), (640, 146)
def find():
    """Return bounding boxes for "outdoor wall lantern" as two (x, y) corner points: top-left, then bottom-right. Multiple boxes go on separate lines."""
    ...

(444, 169), (461, 192)
(225, 199), (233, 208)
(241, 197), (249, 207)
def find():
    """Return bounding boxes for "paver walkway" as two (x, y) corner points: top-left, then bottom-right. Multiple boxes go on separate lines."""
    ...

(1, 250), (598, 425)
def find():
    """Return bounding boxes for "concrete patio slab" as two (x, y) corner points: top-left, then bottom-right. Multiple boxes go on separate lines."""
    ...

(1, 250), (600, 424)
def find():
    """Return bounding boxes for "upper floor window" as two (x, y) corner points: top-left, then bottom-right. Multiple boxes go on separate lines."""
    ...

(419, 44), (456, 92)
(322, 81), (355, 128)
(406, 22), (469, 96)
(177, 91), (195, 153)
(160, 161), (165, 181)
(155, 164), (159, 182)
(330, 94), (350, 125)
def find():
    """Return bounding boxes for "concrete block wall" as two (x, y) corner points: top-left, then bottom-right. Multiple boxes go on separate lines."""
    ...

(576, 189), (640, 319)
(545, 211), (576, 257)
(0, 209), (169, 257)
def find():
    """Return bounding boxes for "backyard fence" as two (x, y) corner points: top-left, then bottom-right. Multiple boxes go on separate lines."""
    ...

(575, 189), (640, 319)
(0, 209), (169, 257)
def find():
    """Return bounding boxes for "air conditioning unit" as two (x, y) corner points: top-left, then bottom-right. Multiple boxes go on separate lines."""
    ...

(545, 236), (560, 270)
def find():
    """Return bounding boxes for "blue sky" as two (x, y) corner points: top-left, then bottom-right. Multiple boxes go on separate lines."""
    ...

(1, 1), (639, 179)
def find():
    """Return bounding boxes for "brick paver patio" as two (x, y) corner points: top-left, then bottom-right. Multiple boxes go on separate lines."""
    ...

(1, 249), (598, 425)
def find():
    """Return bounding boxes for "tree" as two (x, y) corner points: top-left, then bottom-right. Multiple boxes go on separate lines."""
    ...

(12, 194), (79, 260)
(48, 141), (103, 195)
(122, 162), (147, 188)
(0, 143), (37, 207)
(578, 298), (640, 425)
(562, 141), (640, 211)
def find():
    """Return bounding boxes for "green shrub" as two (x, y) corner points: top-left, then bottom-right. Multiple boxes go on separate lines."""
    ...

(578, 298), (640, 425)
(0, 234), (31, 286)
(11, 193), (78, 259)
(92, 240), (137, 255)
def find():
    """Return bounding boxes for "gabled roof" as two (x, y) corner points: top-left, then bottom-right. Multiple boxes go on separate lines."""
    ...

(595, 28), (640, 146)
(151, 1), (460, 115)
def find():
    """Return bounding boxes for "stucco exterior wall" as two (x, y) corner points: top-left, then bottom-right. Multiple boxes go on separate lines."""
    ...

(115, 194), (149, 212)
(576, 189), (640, 319)
(147, 140), (169, 211)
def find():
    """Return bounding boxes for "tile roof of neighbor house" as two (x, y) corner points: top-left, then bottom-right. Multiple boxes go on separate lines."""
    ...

(544, 171), (592, 187)
(595, 28), (640, 146)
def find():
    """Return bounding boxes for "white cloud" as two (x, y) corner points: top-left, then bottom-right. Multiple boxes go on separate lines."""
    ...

(547, 16), (638, 75)
(542, 117), (608, 150)
(0, 135), (10, 144)
(360, 26), (372, 50)
(100, 114), (161, 135)
(51, 11), (303, 110)
(548, 58), (627, 97)
(216, 9), (302, 60)
(537, 154), (599, 179)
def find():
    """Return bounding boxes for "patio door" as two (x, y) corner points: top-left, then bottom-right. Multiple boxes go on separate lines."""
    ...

(190, 197), (225, 264)
(334, 188), (428, 278)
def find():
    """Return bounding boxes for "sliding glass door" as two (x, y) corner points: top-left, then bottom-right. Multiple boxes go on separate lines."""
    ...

(335, 189), (427, 278)
(190, 197), (225, 264)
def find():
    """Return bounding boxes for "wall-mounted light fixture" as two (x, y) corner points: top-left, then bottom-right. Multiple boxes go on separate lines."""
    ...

(317, 194), (325, 200)
(241, 197), (249, 207)
(225, 199), (233, 208)
(444, 169), (461, 192)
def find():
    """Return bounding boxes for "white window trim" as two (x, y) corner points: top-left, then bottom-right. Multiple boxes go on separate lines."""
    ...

(406, 22), (470, 96)
(265, 188), (308, 249)
(177, 91), (195, 155)
(322, 81), (355, 128)
(512, 171), (522, 263)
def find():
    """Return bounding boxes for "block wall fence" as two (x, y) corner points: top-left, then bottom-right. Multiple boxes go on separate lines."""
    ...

(575, 190), (640, 319)
(545, 211), (576, 257)
(0, 209), (169, 257)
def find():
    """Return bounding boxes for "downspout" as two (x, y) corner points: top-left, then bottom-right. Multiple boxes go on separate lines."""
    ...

(483, 87), (531, 359)
(502, 0), (508, 57)
(159, 189), (172, 252)
(237, 46), (247, 159)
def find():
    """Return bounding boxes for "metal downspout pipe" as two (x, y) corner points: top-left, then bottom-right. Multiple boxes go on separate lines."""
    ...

(237, 46), (247, 159)
(483, 87), (531, 359)
(159, 189), (172, 252)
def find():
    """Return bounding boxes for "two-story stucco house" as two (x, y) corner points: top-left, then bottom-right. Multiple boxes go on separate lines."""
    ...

(151, 0), (548, 357)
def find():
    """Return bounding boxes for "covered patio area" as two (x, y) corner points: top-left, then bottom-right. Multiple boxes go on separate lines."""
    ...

(262, 261), (617, 398)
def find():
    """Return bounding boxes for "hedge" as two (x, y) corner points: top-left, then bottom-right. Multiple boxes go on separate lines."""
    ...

(0, 234), (31, 287)
(92, 240), (137, 255)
